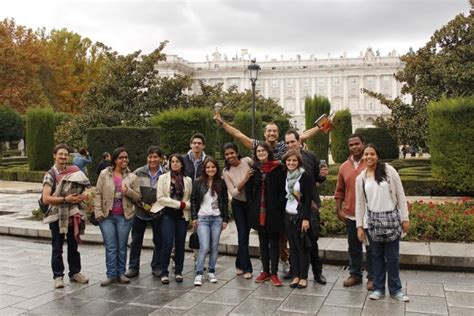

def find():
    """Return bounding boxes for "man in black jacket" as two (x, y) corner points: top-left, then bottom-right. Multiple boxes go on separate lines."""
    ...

(284, 129), (329, 285)
(125, 146), (165, 278)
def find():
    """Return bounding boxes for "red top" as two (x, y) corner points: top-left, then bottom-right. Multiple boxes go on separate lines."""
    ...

(334, 157), (366, 217)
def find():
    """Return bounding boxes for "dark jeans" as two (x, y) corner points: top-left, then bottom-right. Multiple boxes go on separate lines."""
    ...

(128, 216), (162, 271)
(49, 221), (81, 279)
(160, 214), (188, 276)
(346, 219), (373, 280)
(258, 230), (280, 275)
(232, 199), (253, 273)
(285, 214), (310, 279)
(371, 238), (402, 294)
(310, 212), (322, 275)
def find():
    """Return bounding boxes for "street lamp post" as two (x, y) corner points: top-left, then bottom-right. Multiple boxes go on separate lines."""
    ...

(248, 59), (260, 139)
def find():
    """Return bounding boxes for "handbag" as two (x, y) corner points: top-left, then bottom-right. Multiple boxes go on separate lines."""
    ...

(189, 230), (200, 250)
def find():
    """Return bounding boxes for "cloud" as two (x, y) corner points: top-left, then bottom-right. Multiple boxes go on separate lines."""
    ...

(1, 0), (470, 60)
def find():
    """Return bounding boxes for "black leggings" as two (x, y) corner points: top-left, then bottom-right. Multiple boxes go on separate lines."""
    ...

(258, 230), (280, 275)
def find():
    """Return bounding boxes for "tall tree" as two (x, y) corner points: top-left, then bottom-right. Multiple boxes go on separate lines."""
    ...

(305, 95), (331, 162)
(363, 13), (473, 147)
(0, 18), (49, 113)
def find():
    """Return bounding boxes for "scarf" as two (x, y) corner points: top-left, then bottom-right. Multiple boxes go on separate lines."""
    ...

(286, 168), (304, 201)
(170, 170), (184, 200)
(258, 160), (281, 226)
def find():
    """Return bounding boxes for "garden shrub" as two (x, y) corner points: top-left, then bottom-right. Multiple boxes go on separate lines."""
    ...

(305, 96), (330, 163)
(330, 109), (352, 163)
(150, 107), (218, 155)
(26, 107), (55, 171)
(428, 96), (474, 193)
(354, 127), (399, 159)
(86, 127), (161, 184)
(233, 111), (262, 156)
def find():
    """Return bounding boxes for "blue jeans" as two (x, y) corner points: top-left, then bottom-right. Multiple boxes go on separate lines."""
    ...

(347, 219), (373, 280)
(371, 238), (402, 294)
(99, 214), (133, 279)
(160, 214), (188, 276)
(196, 215), (223, 275)
(232, 199), (253, 273)
(128, 216), (162, 271)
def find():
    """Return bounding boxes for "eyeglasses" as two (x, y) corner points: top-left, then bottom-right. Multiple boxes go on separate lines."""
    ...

(191, 142), (203, 145)
(118, 156), (129, 160)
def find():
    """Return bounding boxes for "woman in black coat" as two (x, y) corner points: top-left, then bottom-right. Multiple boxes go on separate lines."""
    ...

(245, 142), (286, 287)
(282, 149), (316, 289)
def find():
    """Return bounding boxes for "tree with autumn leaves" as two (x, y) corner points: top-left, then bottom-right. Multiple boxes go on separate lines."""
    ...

(0, 18), (108, 114)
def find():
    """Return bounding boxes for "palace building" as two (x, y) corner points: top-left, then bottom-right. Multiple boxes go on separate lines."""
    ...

(155, 47), (405, 130)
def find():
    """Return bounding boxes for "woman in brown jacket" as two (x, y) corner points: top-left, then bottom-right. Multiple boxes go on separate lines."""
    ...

(95, 147), (141, 286)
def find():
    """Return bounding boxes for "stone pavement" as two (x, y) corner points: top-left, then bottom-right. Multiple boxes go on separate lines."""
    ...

(0, 236), (473, 316)
(1, 188), (473, 271)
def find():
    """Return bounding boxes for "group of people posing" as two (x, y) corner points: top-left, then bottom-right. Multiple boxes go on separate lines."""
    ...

(41, 114), (410, 302)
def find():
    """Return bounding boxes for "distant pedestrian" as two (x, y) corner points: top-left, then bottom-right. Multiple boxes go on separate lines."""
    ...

(94, 147), (141, 286)
(73, 148), (92, 174)
(355, 144), (410, 302)
(18, 138), (25, 156)
(41, 144), (90, 289)
(401, 146), (407, 159)
(96, 152), (111, 176)
(191, 157), (229, 286)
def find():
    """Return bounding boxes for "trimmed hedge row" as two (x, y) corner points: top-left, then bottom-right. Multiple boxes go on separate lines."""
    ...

(354, 127), (399, 159)
(305, 96), (330, 163)
(0, 165), (45, 182)
(428, 96), (474, 192)
(86, 127), (161, 184)
(330, 109), (352, 163)
(26, 108), (55, 171)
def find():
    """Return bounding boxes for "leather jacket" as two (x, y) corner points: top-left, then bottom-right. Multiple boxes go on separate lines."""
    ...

(190, 178), (229, 222)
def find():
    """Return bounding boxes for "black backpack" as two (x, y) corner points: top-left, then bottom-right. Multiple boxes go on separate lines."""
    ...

(38, 169), (57, 213)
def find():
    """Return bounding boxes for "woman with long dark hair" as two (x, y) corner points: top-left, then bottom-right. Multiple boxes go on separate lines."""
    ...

(355, 144), (410, 302)
(245, 142), (286, 287)
(95, 147), (141, 286)
(222, 143), (254, 279)
(150, 153), (192, 284)
(282, 149), (315, 289)
(191, 157), (229, 286)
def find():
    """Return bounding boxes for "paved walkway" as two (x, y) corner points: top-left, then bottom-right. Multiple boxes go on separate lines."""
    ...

(0, 179), (473, 271)
(0, 236), (473, 315)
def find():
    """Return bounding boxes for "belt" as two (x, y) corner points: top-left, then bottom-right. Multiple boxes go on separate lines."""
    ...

(286, 213), (299, 222)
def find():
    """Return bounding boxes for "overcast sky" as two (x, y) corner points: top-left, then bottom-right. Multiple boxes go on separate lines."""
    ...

(2, 0), (470, 61)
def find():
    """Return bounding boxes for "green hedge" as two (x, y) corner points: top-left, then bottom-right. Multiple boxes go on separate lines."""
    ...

(0, 105), (23, 144)
(86, 127), (161, 184)
(305, 96), (331, 162)
(150, 107), (219, 155)
(354, 127), (398, 159)
(0, 165), (45, 182)
(428, 97), (474, 193)
(330, 109), (352, 163)
(26, 108), (55, 171)
(318, 174), (463, 197)
(233, 111), (262, 156)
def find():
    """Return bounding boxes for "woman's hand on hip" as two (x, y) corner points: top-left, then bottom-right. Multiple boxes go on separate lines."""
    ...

(222, 222), (228, 230)
(357, 227), (365, 243)
(301, 219), (309, 232)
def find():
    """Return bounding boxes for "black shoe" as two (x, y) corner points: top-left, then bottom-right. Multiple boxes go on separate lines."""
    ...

(314, 272), (327, 285)
(124, 268), (139, 278)
(151, 268), (161, 277)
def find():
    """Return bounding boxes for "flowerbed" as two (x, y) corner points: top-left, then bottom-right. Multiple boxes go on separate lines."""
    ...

(319, 198), (474, 242)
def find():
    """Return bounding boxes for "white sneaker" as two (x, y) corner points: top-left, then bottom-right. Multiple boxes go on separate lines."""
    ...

(208, 272), (217, 283)
(194, 274), (203, 286)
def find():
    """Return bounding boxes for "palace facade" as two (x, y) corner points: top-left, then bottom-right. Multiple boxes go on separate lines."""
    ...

(155, 48), (405, 130)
